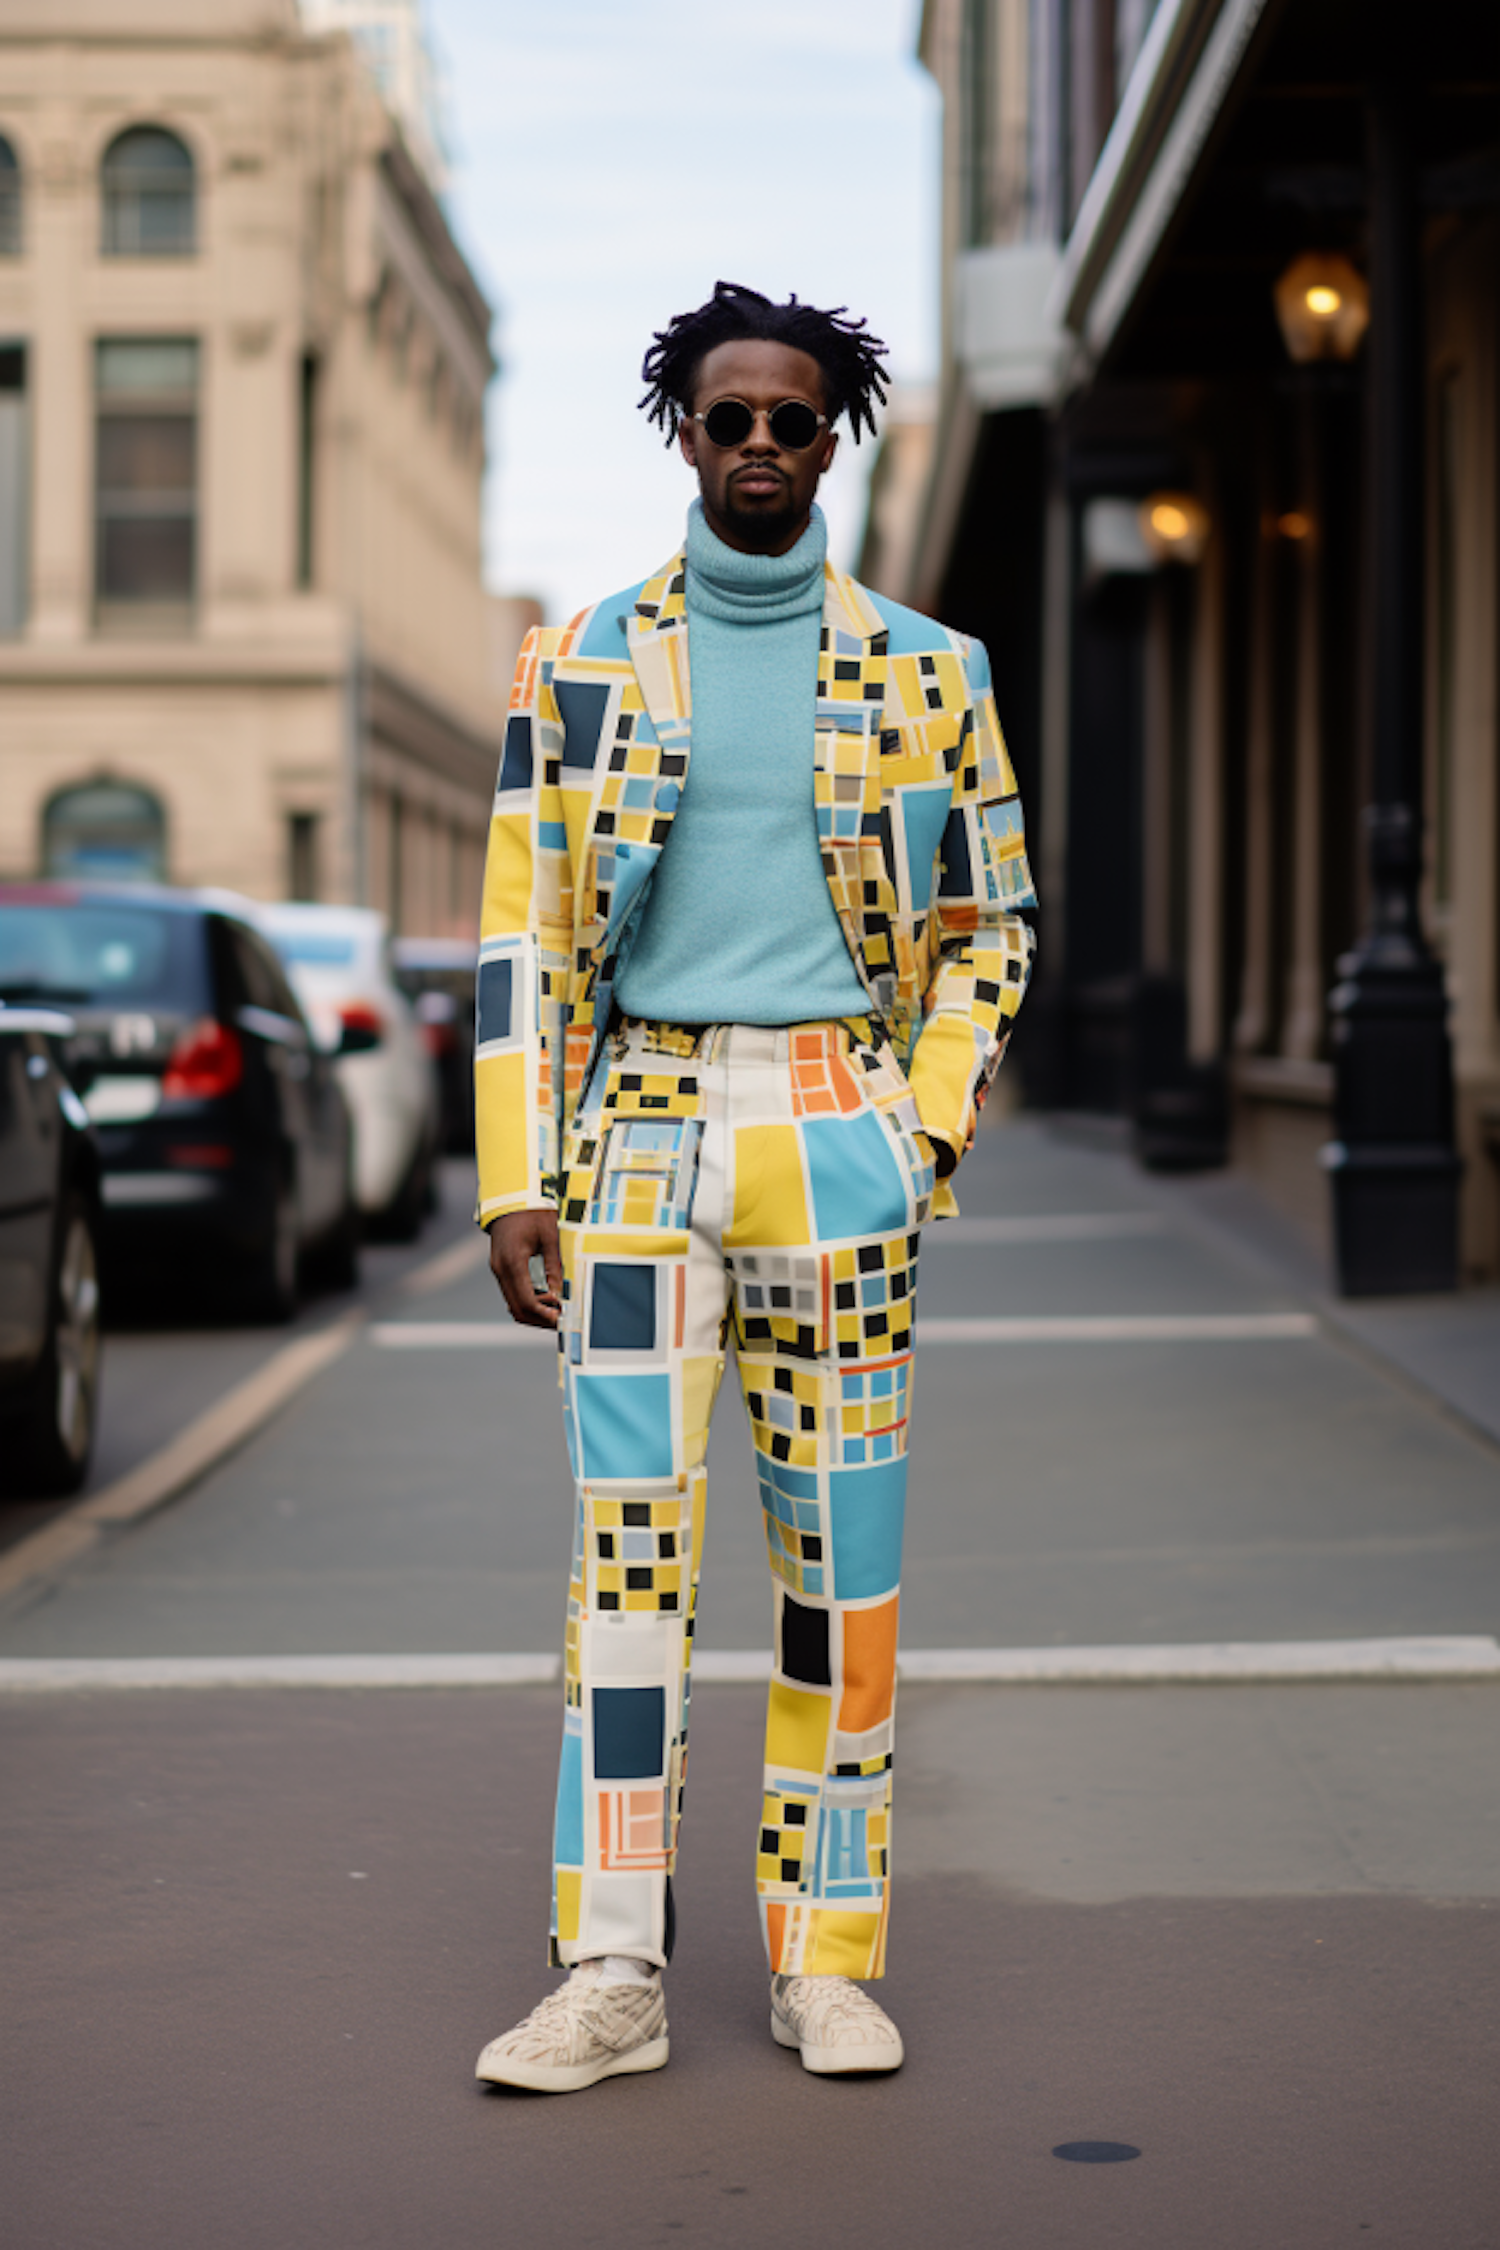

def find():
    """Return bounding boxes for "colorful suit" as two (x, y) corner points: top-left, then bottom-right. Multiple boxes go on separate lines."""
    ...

(474, 552), (1036, 1227)
(475, 547), (1036, 1977)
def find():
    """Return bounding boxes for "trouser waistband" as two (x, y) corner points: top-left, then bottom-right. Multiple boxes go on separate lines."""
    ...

(616, 1013), (888, 1061)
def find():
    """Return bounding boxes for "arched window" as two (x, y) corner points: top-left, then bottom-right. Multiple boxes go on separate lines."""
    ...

(100, 127), (195, 258)
(0, 137), (20, 257)
(42, 779), (167, 884)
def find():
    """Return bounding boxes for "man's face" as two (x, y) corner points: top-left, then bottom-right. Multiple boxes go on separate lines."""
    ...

(678, 338), (838, 555)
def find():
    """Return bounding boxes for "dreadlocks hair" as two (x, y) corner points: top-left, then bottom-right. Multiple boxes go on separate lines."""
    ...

(640, 280), (890, 448)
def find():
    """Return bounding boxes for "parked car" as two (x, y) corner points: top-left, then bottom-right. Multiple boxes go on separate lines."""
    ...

(392, 936), (477, 1155)
(0, 884), (359, 1322)
(258, 904), (439, 1240)
(0, 1000), (103, 1494)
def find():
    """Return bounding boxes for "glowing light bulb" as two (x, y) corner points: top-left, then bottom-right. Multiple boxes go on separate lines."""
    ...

(1304, 285), (1342, 318)
(1150, 504), (1190, 541)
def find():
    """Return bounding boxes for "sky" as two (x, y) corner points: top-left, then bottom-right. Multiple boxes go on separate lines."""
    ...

(427, 0), (941, 624)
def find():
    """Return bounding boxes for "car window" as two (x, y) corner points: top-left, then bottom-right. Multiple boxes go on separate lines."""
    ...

(224, 924), (280, 1013)
(0, 900), (206, 1009)
(267, 927), (357, 968)
(238, 927), (307, 1026)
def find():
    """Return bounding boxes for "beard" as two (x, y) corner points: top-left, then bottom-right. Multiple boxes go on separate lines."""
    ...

(717, 474), (801, 552)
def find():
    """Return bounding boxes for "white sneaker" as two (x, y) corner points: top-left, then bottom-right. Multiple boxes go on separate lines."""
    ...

(770, 1973), (904, 2075)
(476, 1960), (669, 2093)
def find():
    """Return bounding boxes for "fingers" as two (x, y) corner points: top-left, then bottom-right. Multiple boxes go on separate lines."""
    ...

(537, 1211), (563, 1304)
(487, 1211), (562, 1330)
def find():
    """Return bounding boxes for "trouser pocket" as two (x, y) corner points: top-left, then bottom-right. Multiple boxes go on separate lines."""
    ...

(847, 1035), (935, 1230)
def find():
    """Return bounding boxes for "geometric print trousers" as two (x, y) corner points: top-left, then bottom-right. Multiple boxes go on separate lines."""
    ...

(549, 1014), (936, 1980)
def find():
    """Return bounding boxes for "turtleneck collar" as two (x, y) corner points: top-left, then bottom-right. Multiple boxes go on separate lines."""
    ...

(684, 499), (828, 626)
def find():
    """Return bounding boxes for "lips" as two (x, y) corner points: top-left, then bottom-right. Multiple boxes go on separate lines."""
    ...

(733, 468), (786, 496)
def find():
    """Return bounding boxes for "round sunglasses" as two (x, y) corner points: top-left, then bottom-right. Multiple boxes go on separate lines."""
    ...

(692, 397), (829, 452)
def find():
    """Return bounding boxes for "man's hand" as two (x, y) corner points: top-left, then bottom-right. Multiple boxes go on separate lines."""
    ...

(488, 1208), (563, 1329)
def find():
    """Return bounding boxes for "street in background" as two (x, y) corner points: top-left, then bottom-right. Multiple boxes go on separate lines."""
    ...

(0, 884), (359, 1324)
(0, 999), (101, 1495)
(260, 904), (441, 1241)
(393, 936), (477, 1155)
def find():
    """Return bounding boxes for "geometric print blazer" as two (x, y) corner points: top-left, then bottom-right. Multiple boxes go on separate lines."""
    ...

(474, 546), (1037, 1227)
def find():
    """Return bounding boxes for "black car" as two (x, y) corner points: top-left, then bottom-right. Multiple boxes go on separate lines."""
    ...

(392, 937), (477, 1155)
(0, 884), (359, 1321)
(0, 1002), (103, 1495)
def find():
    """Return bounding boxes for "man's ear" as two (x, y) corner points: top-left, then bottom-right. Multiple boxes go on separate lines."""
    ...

(678, 417), (699, 470)
(817, 431), (839, 477)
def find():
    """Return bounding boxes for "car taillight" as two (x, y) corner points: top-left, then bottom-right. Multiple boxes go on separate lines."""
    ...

(337, 1002), (385, 1055)
(419, 1020), (456, 1058)
(163, 1019), (243, 1101)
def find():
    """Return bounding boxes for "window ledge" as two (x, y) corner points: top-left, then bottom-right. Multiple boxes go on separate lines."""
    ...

(93, 603), (195, 639)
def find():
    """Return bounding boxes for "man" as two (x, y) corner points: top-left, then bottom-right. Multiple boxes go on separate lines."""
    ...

(473, 282), (1035, 2093)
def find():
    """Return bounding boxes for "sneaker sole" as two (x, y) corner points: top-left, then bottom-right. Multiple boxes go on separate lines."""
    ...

(476, 2034), (669, 2094)
(770, 2010), (904, 2075)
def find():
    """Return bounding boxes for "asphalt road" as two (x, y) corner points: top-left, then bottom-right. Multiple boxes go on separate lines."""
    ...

(3, 1115), (1498, 2246)
(5, 1685), (1499, 2250)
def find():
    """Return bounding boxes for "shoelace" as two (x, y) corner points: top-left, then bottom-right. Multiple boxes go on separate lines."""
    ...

(781, 1976), (885, 2032)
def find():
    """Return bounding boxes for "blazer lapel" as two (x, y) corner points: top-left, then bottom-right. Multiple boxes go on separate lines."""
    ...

(815, 564), (889, 995)
(625, 550), (692, 780)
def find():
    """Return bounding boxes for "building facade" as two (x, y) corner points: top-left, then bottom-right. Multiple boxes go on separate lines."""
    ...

(870, 0), (1500, 1286)
(0, 0), (507, 938)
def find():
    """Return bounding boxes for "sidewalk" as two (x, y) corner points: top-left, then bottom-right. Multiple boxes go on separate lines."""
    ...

(1135, 1131), (1500, 1453)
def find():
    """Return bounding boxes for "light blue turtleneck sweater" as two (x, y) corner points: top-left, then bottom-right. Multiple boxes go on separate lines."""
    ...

(615, 502), (868, 1027)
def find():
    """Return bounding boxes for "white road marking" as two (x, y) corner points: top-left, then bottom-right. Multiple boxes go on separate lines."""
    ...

(0, 1312), (363, 1604)
(915, 1313), (1319, 1343)
(938, 1214), (1167, 1244)
(369, 1313), (1319, 1349)
(1, 1637), (1494, 1693)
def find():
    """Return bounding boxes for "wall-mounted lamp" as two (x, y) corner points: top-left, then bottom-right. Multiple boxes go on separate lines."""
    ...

(1273, 252), (1370, 363)
(1138, 492), (1210, 564)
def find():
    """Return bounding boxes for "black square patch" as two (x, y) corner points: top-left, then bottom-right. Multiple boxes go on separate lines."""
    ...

(779, 1592), (831, 1687)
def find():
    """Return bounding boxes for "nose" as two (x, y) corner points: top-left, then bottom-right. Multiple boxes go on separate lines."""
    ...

(741, 408), (780, 452)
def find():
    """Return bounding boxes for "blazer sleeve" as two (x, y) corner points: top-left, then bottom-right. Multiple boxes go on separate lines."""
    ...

(474, 626), (573, 1225)
(906, 634), (1037, 1194)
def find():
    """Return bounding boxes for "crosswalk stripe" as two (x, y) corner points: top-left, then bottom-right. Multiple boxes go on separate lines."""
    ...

(368, 1312), (1319, 1349)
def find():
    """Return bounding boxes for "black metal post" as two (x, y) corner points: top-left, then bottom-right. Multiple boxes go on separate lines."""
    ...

(1325, 42), (1460, 1295)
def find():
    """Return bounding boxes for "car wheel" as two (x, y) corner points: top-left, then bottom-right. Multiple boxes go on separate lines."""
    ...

(6, 1194), (103, 1498)
(315, 1160), (361, 1293)
(243, 1169), (300, 1324)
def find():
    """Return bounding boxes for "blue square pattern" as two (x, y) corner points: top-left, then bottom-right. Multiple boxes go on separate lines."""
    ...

(592, 1686), (666, 1780)
(900, 784), (951, 914)
(498, 714), (532, 794)
(574, 1370), (674, 1482)
(555, 679), (610, 771)
(553, 1716), (584, 1866)
(475, 956), (514, 1050)
(589, 1263), (657, 1354)
(803, 1109), (909, 1243)
(827, 1454), (907, 1601)
(756, 1458), (818, 1530)
(814, 1803), (879, 1896)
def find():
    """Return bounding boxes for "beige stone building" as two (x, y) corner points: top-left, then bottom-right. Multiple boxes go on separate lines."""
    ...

(0, 0), (513, 938)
